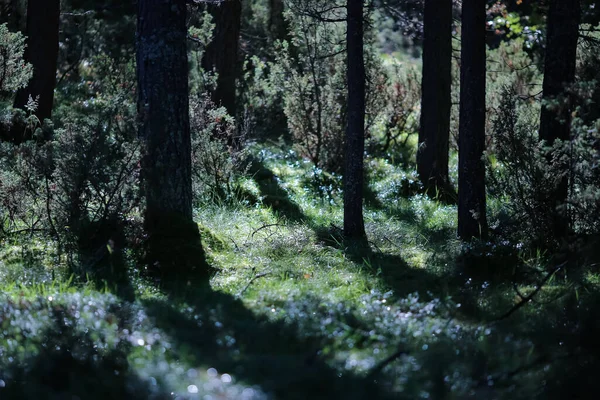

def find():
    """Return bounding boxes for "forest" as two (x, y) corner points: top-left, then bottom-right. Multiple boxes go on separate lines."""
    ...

(0, 0), (599, 398)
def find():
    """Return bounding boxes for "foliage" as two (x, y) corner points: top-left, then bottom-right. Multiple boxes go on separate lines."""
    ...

(1, 54), (140, 280)
(488, 82), (600, 250)
(188, 9), (218, 97)
(190, 94), (248, 203)
(487, 86), (558, 248)
(368, 56), (421, 165)
(0, 23), (32, 94)
(275, 3), (348, 173)
(240, 54), (287, 140)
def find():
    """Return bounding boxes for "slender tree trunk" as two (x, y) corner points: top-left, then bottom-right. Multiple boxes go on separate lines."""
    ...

(539, 0), (580, 240)
(344, 0), (366, 240)
(269, 0), (287, 42)
(458, 0), (488, 240)
(417, 0), (453, 201)
(202, 0), (241, 120)
(137, 0), (205, 276)
(12, 0), (59, 143)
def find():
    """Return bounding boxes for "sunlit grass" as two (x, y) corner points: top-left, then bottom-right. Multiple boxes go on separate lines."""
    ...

(0, 144), (588, 399)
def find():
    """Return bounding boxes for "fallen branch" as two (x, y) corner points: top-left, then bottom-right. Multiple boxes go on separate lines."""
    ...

(251, 223), (284, 239)
(494, 262), (566, 321)
(367, 348), (409, 379)
(237, 271), (272, 297)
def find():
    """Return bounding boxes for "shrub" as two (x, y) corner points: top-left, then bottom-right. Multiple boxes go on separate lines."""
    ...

(488, 82), (600, 250)
(190, 94), (248, 204)
(367, 57), (421, 163)
(0, 23), (32, 94)
(276, 15), (347, 173)
(0, 55), (141, 279)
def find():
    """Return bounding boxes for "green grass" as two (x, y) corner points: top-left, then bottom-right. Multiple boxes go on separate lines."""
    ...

(0, 145), (596, 399)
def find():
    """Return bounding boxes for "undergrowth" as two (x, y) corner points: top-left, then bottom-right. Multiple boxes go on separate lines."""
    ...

(0, 145), (596, 399)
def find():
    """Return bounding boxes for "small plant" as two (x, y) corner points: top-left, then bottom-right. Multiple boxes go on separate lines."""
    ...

(190, 94), (248, 203)
(0, 23), (32, 94)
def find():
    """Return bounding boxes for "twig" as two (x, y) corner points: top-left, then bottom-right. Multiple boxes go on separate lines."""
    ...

(494, 262), (566, 321)
(229, 237), (240, 251)
(367, 348), (409, 379)
(237, 271), (272, 297)
(251, 223), (284, 239)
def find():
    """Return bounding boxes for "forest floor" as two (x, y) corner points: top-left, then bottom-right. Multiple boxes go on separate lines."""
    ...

(0, 142), (595, 399)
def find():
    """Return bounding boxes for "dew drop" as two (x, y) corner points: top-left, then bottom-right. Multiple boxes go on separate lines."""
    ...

(187, 385), (199, 394)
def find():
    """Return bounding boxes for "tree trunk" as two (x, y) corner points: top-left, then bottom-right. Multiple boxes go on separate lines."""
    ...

(417, 0), (453, 201)
(269, 0), (287, 42)
(202, 0), (241, 121)
(458, 0), (488, 241)
(539, 0), (580, 240)
(137, 0), (205, 276)
(12, 0), (59, 143)
(344, 0), (366, 240)
(0, 0), (24, 32)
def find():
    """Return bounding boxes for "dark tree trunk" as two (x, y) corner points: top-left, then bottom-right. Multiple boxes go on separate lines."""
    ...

(344, 0), (366, 240)
(539, 0), (580, 240)
(269, 0), (287, 42)
(0, 0), (24, 32)
(417, 0), (453, 201)
(11, 0), (59, 143)
(202, 0), (241, 120)
(137, 0), (206, 276)
(458, 0), (488, 240)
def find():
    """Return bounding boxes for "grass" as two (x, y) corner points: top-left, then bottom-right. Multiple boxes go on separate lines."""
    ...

(0, 143), (597, 399)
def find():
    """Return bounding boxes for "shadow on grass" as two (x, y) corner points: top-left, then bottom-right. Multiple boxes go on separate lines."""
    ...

(0, 308), (168, 400)
(313, 226), (446, 300)
(73, 219), (137, 302)
(143, 281), (394, 400)
(247, 157), (307, 223)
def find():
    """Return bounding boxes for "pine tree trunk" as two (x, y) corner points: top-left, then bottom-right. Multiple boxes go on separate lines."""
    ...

(12, 0), (59, 143)
(458, 0), (488, 240)
(137, 0), (205, 276)
(539, 0), (580, 240)
(417, 0), (453, 201)
(0, 0), (24, 32)
(269, 0), (287, 42)
(343, 0), (366, 240)
(202, 0), (241, 121)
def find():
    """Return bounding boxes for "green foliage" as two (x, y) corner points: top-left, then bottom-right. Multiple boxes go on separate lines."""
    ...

(486, 3), (543, 50)
(190, 94), (248, 203)
(240, 54), (287, 139)
(188, 10), (218, 97)
(487, 86), (559, 248)
(0, 23), (32, 94)
(275, 6), (348, 172)
(367, 57), (421, 164)
(1, 54), (140, 280)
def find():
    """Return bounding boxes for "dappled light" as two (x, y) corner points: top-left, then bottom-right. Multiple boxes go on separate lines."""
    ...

(1, 0), (600, 398)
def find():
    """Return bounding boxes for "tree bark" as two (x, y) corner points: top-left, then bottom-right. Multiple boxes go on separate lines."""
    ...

(538, 0), (580, 240)
(202, 0), (241, 121)
(137, 0), (205, 276)
(458, 0), (488, 240)
(344, 0), (366, 240)
(417, 0), (453, 201)
(0, 0), (24, 32)
(269, 0), (287, 42)
(12, 0), (59, 143)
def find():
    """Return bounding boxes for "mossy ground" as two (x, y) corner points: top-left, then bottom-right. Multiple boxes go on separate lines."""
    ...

(0, 143), (596, 399)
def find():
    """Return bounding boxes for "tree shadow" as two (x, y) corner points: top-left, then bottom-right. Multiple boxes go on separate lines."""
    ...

(142, 281), (395, 400)
(313, 226), (447, 301)
(73, 218), (136, 302)
(247, 157), (307, 223)
(0, 308), (169, 400)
